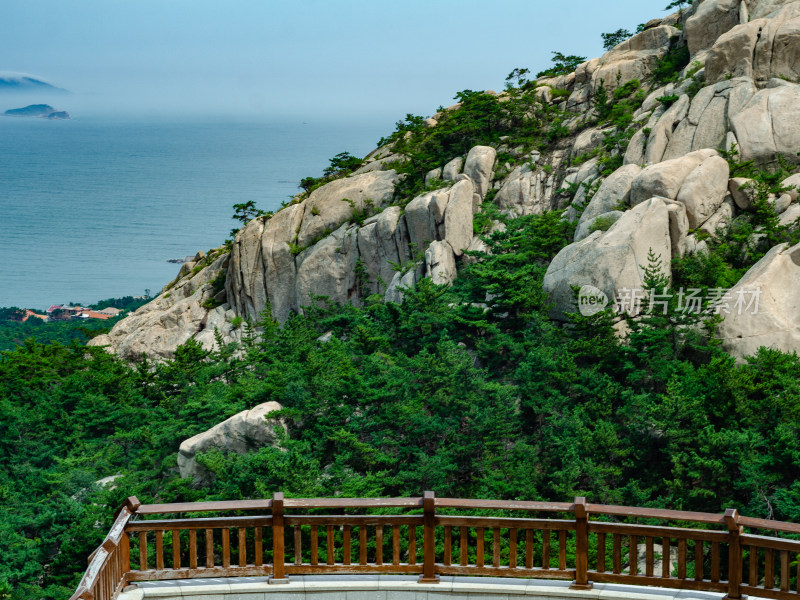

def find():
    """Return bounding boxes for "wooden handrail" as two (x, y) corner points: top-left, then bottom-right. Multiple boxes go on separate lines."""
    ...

(73, 494), (800, 600)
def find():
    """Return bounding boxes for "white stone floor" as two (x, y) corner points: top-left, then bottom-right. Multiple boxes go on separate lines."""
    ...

(120, 575), (745, 600)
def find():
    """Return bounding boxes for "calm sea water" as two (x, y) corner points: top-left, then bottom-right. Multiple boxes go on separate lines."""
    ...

(0, 116), (389, 310)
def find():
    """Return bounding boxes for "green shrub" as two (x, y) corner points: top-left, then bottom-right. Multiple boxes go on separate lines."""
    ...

(653, 39), (691, 84)
(588, 214), (618, 233)
(657, 94), (680, 107)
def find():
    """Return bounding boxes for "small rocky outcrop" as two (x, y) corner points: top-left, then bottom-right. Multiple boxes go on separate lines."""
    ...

(177, 401), (284, 485)
(88, 250), (238, 361)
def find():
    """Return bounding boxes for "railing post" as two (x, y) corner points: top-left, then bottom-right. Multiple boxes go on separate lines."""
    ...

(571, 497), (593, 590)
(269, 492), (289, 584)
(723, 508), (745, 600)
(419, 491), (440, 583)
(120, 498), (139, 581)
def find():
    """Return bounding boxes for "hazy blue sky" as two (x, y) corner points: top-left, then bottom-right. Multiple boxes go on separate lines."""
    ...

(2, 0), (668, 120)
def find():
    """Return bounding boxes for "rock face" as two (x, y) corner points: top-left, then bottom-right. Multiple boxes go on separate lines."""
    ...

(88, 251), (240, 361)
(544, 198), (673, 319)
(95, 0), (800, 363)
(575, 164), (641, 241)
(717, 242), (800, 359)
(178, 402), (284, 485)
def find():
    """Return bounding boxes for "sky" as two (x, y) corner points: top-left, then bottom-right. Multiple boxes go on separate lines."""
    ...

(1, 0), (668, 121)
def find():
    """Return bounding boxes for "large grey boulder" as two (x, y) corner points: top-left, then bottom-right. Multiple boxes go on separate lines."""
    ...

(566, 25), (678, 111)
(295, 223), (360, 309)
(717, 242), (800, 360)
(630, 149), (718, 206)
(296, 170), (398, 247)
(357, 206), (410, 294)
(404, 188), (452, 249)
(443, 179), (475, 256)
(644, 95), (690, 165)
(463, 146), (496, 200)
(543, 198), (673, 320)
(705, 3), (800, 84)
(779, 203), (800, 226)
(675, 155), (730, 228)
(178, 402), (284, 485)
(575, 164), (642, 241)
(425, 241), (458, 285)
(442, 157), (463, 181)
(685, 0), (745, 57)
(731, 84), (800, 166)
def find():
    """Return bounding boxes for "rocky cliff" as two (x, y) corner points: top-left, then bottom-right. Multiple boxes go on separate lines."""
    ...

(91, 0), (800, 362)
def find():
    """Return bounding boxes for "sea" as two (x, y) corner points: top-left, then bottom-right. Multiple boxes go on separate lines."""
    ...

(0, 115), (390, 310)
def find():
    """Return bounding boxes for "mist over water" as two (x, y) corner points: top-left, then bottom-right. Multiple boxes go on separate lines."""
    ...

(0, 115), (390, 309)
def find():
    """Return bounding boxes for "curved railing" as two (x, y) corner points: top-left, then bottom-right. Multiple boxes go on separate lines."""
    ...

(70, 493), (800, 600)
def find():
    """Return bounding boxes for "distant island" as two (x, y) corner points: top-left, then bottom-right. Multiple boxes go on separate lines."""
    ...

(0, 74), (68, 94)
(3, 104), (70, 119)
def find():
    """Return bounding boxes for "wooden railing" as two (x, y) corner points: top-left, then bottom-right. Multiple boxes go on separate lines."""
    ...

(70, 494), (800, 600)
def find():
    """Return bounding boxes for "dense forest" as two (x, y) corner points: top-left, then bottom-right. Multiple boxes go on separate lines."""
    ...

(4, 13), (800, 600)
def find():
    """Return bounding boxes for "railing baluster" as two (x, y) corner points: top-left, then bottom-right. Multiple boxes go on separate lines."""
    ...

(311, 526), (319, 565)
(476, 527), (484, 568)
(292, 526), (301, 566)
(749, 546), (758, 586)
(326, 525), (334, 566)
(139, 532), (148, 571)
(155, 531), (164, 571)
(663, 537), (671, 578)
(408, 525), (416, 565)
(780, 550), (790, 592)
(222, 528), (230, 568)
(509, 528), (517, 569)
(205, 529), (214, 568)
(646, 536), (654, 577)
(444, 526), (452, 566)
(765, 548), (775, 588)
(376, 525), (384, 566)
(172, 530), (181, 569)
(695, 540), (703, 581)
(343, 526), (351, 566)
(597, 532), (606, 573)
(678, 538), (687, 579)
(525, 529), (533, 569)
(392, 524), (400, 566)
(121, 532), (131, 576)
(629, 534), (637, 576)
(239, 527), (247, 567)
(613, 534), (621, 574)
(493, 528), (500, 568)
(460, 527), (469, 566)
(559, 530), (567, 571)
(255, 526), (263, 567)
(359, 526), (367, 565)
(711, 541), (719, 582)
(543, 530), (551, 570)
(189, 530), (197, 568)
